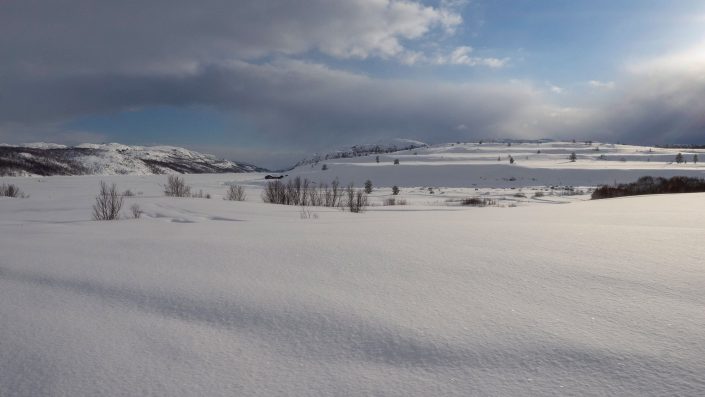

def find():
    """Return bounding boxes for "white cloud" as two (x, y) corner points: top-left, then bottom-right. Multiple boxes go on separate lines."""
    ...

(431, 46), (508, 68)
(547, 83), (564, 94)
(588, 80), (615, 90)
(627, 41), (705, 74)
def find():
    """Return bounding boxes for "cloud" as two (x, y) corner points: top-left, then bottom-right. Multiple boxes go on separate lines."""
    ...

(547, 83), (564, 94)
(590, 59), (705, 144)
(431, 46), (508, 68)
(3, 0), (705, 158)
(0, 0), (462, 75)
(588, 80), (615, 90)
(0, 58), (570, 146)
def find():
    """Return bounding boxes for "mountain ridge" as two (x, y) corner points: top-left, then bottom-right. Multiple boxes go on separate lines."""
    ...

(0, 143), (267, 176)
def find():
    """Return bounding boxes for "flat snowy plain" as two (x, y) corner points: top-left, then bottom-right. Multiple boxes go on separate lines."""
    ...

(2, 142), (705, 396)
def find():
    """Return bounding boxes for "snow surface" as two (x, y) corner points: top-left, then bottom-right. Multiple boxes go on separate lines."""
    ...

(2, 142), (705, 396)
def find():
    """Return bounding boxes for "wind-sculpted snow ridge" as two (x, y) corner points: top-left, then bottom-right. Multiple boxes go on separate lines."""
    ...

(294, 138), (428, 168)
(0, 143), (266, 176)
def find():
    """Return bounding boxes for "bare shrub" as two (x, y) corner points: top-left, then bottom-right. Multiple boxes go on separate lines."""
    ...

(225, 185), (247, 201)
(262, 177), (343, 207)
(392, 185), (400, 195)
(383, 197), (407, 206)
(122, 189), (135, 197)
(344, 184), (368, 213)
(130, 203), (143, 219)
(164, 175), (191, 197)
(0, 183), (27, 198)
(92, 181), (123, 220)
(191, 189), (208, 198)
(299, 206), (319, 219)
(262, 180), (287, 204)
(330, 179), (341, 207)
(533, 191), (545, 198)
(460, 197), (496, 207)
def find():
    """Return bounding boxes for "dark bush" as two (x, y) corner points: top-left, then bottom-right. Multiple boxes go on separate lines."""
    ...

(384, 198), (407, 206)
(592, 176), (705, 199)
(364, 179), (373, 194)
(0, 183), (26, 198)
(461, 197), (496, 207)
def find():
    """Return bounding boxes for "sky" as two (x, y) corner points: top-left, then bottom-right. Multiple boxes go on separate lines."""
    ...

(2, 0), (705, 169)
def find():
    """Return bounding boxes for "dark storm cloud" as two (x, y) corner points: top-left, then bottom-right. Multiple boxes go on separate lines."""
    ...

(0, 60), (544, 145)
(0, 0), (458, 74)
(2, 0), (705, 146)
(593, 71), (705, 145)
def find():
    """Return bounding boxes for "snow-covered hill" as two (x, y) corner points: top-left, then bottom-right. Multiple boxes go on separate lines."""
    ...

(293, 138), (428, 168)
(0, 143), (266, 176)
(289, 140), (705, 188)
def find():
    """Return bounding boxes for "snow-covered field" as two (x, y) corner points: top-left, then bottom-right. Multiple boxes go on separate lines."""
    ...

(2, 141), (705, 396)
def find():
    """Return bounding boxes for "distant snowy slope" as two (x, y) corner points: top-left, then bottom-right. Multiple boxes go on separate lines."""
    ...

(293, 138), (428, 168)
(290, 140), (705, 188)
(0, 143), (266, 176)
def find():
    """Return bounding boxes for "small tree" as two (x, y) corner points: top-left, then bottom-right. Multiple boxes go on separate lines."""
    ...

(392, 185), (400, 195)
(693, 154), (698, 164)
(393, 159), (400, 165)
(675, 153), (684, 164)
(93, 181), (123, 221)
(321, 164), (328, 170)
(569, 152), (577, 162)
(509, 156), (514, 164)
(164, 175), (191, 197)
(375, 156), (380, 163)
(364, 179), (373, 194)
